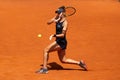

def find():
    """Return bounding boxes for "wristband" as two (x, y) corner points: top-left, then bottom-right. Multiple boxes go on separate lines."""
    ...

(53, 34), (56, 37)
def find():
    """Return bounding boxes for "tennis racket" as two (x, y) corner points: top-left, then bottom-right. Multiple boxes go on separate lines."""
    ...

(65, 6), (76, 17)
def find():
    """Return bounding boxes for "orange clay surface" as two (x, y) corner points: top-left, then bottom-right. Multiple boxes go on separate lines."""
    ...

(0, 0), (120, 80)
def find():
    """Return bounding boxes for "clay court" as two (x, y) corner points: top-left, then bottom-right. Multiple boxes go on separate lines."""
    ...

(0, 0), (120, 80)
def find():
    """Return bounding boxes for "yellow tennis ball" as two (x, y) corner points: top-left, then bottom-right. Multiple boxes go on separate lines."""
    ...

(38, 34), (42, 38)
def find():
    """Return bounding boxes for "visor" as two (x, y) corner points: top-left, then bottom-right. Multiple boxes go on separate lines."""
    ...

(55, 8), (65, 14)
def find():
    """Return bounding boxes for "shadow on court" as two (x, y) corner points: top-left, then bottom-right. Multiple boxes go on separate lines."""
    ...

(40, 62), (84, 71)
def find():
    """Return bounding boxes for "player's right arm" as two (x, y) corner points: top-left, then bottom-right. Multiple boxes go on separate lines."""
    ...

(47, 13), (63, 25)
(47, 17), (56, 25)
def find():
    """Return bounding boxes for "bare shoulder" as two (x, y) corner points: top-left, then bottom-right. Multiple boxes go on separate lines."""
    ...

(63, 20), (68, 31)
(63, 19), (68, 25)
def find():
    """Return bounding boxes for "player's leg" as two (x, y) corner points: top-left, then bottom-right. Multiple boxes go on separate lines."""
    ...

(57, 50), (79, 64)
(36, 41), (61, 74)
(58, 50), (87, 70)
(43, 41), (61, 69)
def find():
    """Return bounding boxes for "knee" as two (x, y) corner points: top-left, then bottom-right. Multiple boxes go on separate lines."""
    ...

(60, 58), (66, 63)
(44, 47), (50, 53)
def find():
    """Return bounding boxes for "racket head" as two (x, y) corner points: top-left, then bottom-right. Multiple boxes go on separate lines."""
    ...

(65, 6), (76, 17)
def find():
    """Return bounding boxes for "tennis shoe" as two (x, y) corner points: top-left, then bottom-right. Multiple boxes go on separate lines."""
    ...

(79, 60), (87, 71)
(36, 68), (48, 74)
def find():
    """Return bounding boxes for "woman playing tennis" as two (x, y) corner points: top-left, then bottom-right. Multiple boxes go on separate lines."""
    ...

(37, 6), (87, 74)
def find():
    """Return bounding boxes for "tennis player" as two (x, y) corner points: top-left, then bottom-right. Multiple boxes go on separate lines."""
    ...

(37, 6), (87, 74)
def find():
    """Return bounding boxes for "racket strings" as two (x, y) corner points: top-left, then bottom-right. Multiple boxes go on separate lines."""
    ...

(65, 7), (76, 17)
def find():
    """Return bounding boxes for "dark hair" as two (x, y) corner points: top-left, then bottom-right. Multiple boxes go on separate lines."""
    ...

(55, 6), (66, 14)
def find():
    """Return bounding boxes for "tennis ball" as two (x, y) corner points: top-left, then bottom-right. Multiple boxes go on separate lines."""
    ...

(38, 34), (42, 38)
